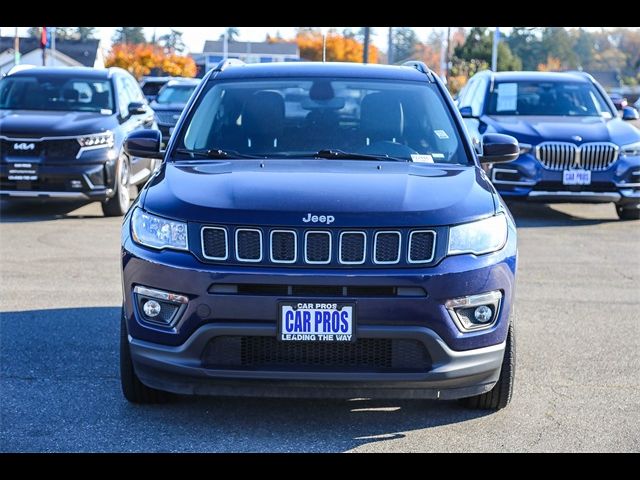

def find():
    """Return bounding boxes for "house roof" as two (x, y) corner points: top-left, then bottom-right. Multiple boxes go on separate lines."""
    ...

(0, 36), (100, 67)
(202, 40), (298, 56)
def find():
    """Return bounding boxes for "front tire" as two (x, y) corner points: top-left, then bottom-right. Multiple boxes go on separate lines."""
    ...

(616, 205), (640, 221)
(120, 308), (170, 404)
(461, 319), (516, 410)
(101, 154), (131, 217)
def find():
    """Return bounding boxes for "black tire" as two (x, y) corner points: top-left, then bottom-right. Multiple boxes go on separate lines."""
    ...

(101, 154), (131, 217)
(461, 319), (516, 410)
(120, 308), (170, 404)
(616, 205), (640, 221)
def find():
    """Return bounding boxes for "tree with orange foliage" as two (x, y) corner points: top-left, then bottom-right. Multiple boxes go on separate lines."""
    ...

(105, 43), (197, 80)
(295, 29), (378, 63)
(537, 55), (562, 72)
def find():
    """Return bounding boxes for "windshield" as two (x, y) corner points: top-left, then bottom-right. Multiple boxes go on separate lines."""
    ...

(175, 77), (468, 164)
(486, 81), (612, 117)
(0, 75), (114, 113)
(156, 85), (196, 105)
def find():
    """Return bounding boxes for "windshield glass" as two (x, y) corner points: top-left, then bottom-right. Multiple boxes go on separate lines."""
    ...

(0, 75), (114, 113)
(175, 77), (468, 164)
(486, 81), (612, 117)
(156, 85), (196, 105)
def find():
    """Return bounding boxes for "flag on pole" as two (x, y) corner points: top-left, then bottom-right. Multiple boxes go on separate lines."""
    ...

(40, 26), (47, 49)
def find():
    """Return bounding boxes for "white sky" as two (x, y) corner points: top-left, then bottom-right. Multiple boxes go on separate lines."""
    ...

(1, 27), (615, 55)
(2, 27), (451, 53)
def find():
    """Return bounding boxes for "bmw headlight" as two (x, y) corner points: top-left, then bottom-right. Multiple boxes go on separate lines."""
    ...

(78, 131), (114, 148)
(620, 141), (640, 157)
(448, 214), (507, 256)
(131, 207), (188, 251)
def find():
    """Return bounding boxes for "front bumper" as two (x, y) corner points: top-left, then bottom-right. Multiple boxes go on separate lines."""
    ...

(121, 220), (517, 399)
(491, 153), (640, 206)
(0, 148), (117, 201)
(129, 323), (506, 399)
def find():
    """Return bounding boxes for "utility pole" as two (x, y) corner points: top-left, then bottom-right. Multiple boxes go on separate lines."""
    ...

(14, 27), (20, 66)
(51, 27), (56, 67)
(445, 26), (451, 81)
(223, 29), (228, 60)
(362, 27), (370, 64)
(491, 27), (500, 72)
(387, 27), (393, 65)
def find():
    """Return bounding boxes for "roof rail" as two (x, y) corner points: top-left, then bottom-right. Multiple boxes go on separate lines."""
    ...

(213, 58), (246, 72)
(402, 61), (435, 81)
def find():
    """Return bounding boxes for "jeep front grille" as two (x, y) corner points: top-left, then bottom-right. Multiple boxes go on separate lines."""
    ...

(200, 226), (437, 268)
(536, 142), (618, 171)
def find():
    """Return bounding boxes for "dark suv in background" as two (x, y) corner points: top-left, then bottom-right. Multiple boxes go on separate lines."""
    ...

(457, 71), (640, 220)
(0, 67), (160, 216)
(150, 78), (199, 144)
(139, 76), (171, 103)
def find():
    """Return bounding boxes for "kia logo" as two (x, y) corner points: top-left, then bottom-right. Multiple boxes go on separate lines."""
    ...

(13, 142), (35, 151)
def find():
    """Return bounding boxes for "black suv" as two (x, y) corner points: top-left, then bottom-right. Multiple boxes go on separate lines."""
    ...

(150, 78), (199, 144)
(0, 67), (160, 216)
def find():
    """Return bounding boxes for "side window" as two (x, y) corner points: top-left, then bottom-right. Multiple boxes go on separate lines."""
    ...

(116, 77), (131, 116)
(458, 77), (480, 110)
(469, 77), (487, 116)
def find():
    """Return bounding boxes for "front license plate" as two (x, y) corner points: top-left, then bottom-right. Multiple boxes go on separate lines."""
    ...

(563, 169), (591, 185)
(279, 302), (355, 342)
(8, 162), (38, 181)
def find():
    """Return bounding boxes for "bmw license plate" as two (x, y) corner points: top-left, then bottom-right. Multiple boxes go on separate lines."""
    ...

(563, 169), (591, 185)
(279, 302), (355, 342)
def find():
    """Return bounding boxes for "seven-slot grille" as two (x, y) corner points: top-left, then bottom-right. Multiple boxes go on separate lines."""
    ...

(536, 142), (618, 171)
(201, 227), (436, 266)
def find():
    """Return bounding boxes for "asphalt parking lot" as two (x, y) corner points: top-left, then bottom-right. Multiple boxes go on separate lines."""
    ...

(1, 198), (638, 452)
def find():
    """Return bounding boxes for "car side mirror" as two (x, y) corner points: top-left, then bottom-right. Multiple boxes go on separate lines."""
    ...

(479, 133), (519, 164)
(128, 101), (147, 116)
(622, 106), (640, 121)
(458, 106), (474, 118)
(124, 129), (161, 158)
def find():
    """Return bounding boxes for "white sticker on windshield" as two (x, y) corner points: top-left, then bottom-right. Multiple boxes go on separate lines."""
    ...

(100, 109), (113, 115)
(496, 82), (518, 112)
(434, 129), (449, 139)
(432, 153), (445, 159)
(411, 154), (433, 163)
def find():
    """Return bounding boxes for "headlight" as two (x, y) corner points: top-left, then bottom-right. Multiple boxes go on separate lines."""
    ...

(131, 207), (188, 251)
(78, 131), (114, 148)
(620, 141), (640, 157)
(448, 214), (507, 256)
(518, 143), (532, 155)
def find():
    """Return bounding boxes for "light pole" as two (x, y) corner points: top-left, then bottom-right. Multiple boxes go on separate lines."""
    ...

(387, 27), (393, 65)
(363, 27), (370, 64)
(491, 27), (500, 72)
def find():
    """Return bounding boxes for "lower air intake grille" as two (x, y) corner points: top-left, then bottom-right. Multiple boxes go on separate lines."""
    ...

(202, 336), (431, 371)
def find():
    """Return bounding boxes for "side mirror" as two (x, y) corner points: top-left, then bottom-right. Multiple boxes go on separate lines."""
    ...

(124, 129), (161, 158)
(479, 133), (519, 164)
(458, 105), (474, 118)
(128, 101), (147, 116)
(622, 106), (640, 121)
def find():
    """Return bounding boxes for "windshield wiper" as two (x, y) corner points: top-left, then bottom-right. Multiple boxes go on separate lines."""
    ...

(308, 149), (408, 162)
(173, 148), (264, 159)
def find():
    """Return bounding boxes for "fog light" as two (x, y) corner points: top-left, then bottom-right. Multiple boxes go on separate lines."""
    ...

(445, 290), (502, 332)
(474, 305), (493, 323)
(143, 299), (161, 318)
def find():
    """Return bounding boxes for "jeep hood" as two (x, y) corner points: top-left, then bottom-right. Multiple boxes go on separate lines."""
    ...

(142, 160), (496, 227)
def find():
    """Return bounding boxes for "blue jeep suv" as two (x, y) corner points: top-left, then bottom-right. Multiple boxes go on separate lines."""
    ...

(119, 61), (520, 409)
(457, 71), (640, 220)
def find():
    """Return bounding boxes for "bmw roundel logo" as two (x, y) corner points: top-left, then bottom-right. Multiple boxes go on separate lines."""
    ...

(571, 135), (582, 142)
